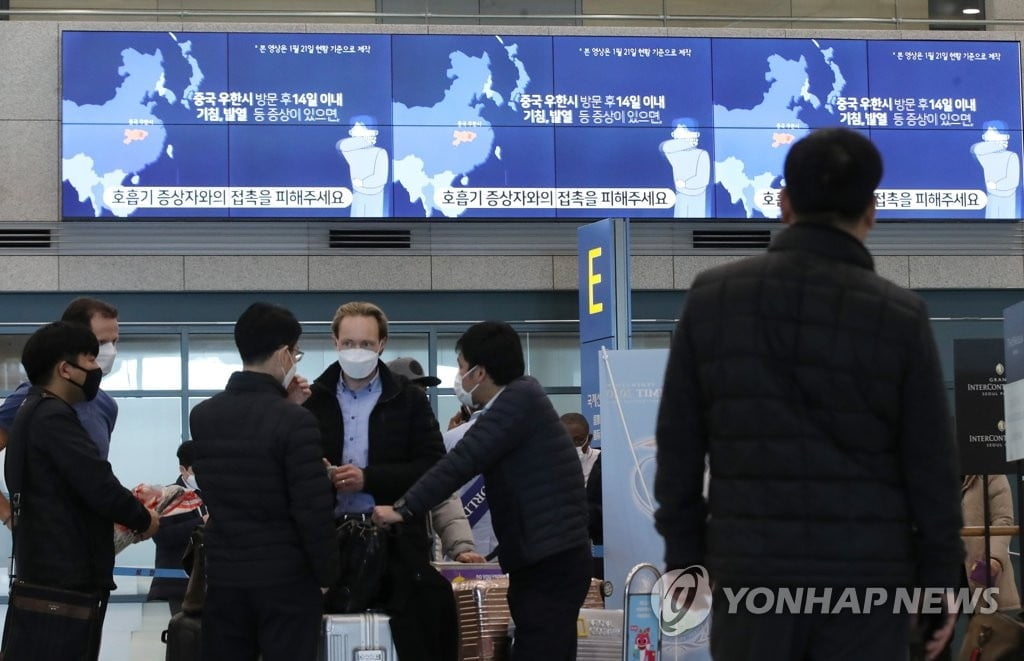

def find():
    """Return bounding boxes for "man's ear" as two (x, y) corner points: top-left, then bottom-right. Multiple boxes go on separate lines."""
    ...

(855, 197), (877, 239)
(779, 187), (794, 226)
(378, 337), (388, 354)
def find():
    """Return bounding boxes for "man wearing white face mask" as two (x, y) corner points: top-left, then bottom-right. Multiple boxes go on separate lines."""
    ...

(373, 321), (591, 661)
(303, 301), (455, 661)
(148, 440), (207, 615)
(0, 297), (121, 529)
(189, 302), (338, 661)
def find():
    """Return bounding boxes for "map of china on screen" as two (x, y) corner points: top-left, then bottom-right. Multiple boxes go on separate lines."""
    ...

(61, 32), (1023, 220)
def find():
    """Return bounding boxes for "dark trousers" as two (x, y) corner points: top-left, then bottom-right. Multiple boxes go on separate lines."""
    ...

(710, 587), (910, 661)
(201, 576), (322, 661)
(507, 544), (591, 661)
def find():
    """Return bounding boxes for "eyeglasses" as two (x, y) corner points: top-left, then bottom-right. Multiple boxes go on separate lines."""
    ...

(293, 350), (304, 363)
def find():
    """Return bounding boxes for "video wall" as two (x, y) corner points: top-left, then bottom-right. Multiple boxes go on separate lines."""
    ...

(61, 32), (1023, 220)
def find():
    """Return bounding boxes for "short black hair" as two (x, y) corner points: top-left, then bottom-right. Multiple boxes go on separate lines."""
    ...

(234, 302), (301, 364)
(455, 321), (524, 386)
(783, 128), (883, 223)
(21, 321), (99, 386)
(560, 412), (588, 432)
(61, 297), (118, 327)
(177, 440), (195, 468)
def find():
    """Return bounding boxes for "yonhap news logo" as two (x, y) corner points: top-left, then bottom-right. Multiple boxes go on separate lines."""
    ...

(651, 565), (713, 636)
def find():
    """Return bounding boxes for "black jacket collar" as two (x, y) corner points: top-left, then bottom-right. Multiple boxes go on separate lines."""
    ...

(311, 360), (402, 404)
(224, 370), (287, 395)
(768, 222), (874, 272)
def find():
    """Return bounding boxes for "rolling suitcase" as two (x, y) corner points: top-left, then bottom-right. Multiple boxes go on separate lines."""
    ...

(452, 578), (512, 661)
(575, 608), (624, 660)
(162, 611), (202, 661)
(320, 612), (397, 661)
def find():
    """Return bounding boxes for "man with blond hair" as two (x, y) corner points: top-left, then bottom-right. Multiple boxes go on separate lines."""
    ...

(303, 301), (454, 661)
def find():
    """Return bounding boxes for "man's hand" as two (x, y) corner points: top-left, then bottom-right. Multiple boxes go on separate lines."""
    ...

(286, 375), (312, 405)
(914, 591), (956, 661)
(0, 497), (12, 530)
(923, 610), (956, 661)
(372, 505), (402, 528)
(455, 551), (487, 563)
(990, 557), (1003, 578)
(136, 509), (160, 542)
(330, 464), (365, 493)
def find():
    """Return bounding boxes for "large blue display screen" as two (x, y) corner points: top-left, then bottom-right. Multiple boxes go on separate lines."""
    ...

(60, 32), (1023, 220)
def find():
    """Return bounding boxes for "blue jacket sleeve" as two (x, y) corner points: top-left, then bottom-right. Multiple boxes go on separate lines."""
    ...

(0, 383), (30, 432)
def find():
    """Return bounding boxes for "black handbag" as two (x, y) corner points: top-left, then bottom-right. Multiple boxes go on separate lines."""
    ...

(179, 525), (207, 616)
(0, 579), (107, 661)
(324, 518), (390, 614)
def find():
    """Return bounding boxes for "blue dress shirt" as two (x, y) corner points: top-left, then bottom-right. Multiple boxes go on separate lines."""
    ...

(334, 372), (381, 515)
(0, 381), (117, 460)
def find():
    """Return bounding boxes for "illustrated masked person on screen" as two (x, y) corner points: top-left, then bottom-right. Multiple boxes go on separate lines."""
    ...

(659, 118), (710, 218)
(971, 120), (1020, 219)
(337, 116), (389, 218)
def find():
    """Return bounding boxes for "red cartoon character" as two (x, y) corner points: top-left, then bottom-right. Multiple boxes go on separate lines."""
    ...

(633, 627), (656, 661)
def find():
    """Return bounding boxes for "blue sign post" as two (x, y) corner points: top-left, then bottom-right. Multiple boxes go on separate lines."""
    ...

(577, 218), (631, 449)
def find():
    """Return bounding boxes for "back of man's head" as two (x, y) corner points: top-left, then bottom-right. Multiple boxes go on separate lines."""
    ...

(177, 440), (195, 469)
(783, 128), (883, 224)
(456, 321), (525, 386)
(22, 321), (99, 386)
(560, 412), (588, 432)
(61, 297), (118, 327)
(234, 302), (301, 365)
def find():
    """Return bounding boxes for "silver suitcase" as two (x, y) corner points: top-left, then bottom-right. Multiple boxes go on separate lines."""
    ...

(576, 608), (624, 661)
(320, 612), (399, 661)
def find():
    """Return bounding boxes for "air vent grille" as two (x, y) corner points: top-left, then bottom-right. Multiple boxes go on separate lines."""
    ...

(0, 229), (52, 249)
(692, 229), (771, 249)
(328, 229), (412, 249)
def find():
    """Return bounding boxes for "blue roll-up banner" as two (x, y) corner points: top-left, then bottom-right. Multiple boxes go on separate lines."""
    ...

(600, 348), (711, 659)
(599, 348), (667, 591)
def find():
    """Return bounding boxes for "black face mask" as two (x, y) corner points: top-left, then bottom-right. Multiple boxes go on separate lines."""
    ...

(67, 363), (103, 401)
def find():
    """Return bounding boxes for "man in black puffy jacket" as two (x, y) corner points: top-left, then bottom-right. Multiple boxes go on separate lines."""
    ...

(373, 321), (591, 661)
(190, 302), (339, 661)
(654, 128), (963, 661)
(4, 321), (159, 661)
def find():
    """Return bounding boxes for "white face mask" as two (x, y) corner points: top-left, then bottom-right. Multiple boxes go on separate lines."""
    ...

(281, 349), (297, 389)
(183, 474), (199, 491)
(454, 366), (479, 409)
(281, 362), (297, 390)
(96, 342), (117, 376)
(337, 348), (379, 380)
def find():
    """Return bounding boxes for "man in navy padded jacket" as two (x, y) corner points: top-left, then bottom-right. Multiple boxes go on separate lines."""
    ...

(373, 321), (591, 661)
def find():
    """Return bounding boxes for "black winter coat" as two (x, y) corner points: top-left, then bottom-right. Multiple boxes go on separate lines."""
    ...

(147, 477), (204, 602)
(190, 371), (339, 588)
(6, 388), (151, 592)
(401, 376), (590, 573)
(654, 222), (963, 590)
(304, 362), (456, 661)
(303, 361), (446, 554)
